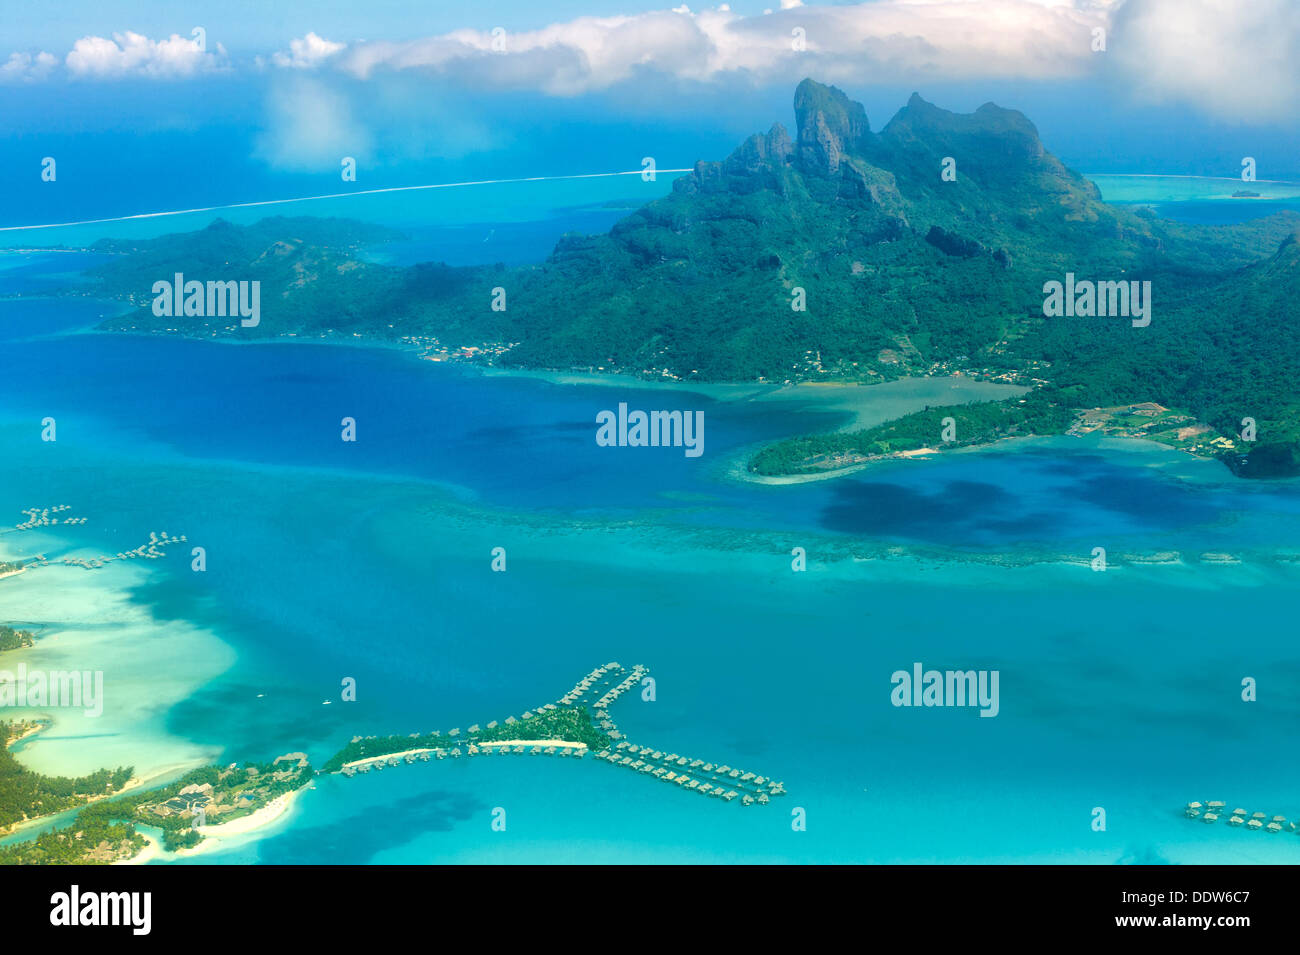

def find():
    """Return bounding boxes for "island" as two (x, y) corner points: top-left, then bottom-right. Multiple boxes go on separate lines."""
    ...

(0, 662), (784, 864)
(326, 663), (787, 807)
(0, 720), (136, 853)
(68, 80), (1300, 478)
(0, 625), (35, 653)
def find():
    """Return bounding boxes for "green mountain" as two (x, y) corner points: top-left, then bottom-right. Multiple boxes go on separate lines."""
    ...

(89, 79), (1300, 476)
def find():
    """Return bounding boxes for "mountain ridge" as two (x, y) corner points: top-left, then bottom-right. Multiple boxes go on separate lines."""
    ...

(85, 79), (1300, 475)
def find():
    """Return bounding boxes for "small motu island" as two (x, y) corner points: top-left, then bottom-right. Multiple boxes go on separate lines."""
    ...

(328, 663), (788, 807)
(1, 720), (136, 854)
(748, 395), (1243, 479)
(0, 663), (784, 864)
(0, 625), (35, 654)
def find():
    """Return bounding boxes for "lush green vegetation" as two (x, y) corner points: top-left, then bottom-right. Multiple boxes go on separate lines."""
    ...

(82, 81), (1300, 475)
(751, 389), (1074, 474)
(0, 757), (315, 863)
(0, 625), (34, 652)
(321, 706), (610, 774)
(0, 721), (133, 831)
(105, 760), (312, 851)
(0, 561), (22, 574)
(0, 809), (145, 864)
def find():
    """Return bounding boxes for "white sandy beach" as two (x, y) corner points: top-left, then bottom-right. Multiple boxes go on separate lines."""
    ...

(115, 830), (163, 866)
(196, 788), (304, 838)
(113, 788), (308, 864)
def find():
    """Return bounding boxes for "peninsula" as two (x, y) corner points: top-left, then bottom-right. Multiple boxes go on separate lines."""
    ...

(0, 662), (784, 864)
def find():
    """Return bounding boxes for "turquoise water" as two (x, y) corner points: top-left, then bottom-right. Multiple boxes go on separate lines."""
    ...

(2, 180), (1300, 863)
(1088, 174), (1300, 225)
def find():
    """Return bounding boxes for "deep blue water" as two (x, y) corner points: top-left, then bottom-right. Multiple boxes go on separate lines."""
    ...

(4, 192), (1300, 863)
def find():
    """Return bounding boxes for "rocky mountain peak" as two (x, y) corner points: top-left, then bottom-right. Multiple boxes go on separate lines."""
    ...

(793, 78), (871, 176)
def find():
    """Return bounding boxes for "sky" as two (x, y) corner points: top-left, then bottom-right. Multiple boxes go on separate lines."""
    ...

(1, 1), (1297, 225)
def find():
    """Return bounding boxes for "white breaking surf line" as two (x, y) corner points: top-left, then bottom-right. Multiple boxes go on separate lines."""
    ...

(0, 168), (694, 233)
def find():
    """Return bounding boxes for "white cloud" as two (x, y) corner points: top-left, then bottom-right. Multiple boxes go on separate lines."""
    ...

(270, 32), (345, 70)
(254, 76), (372, 171)
(2, 3), (1294, 124)
(0, 51), (57, 83)
(254, 0), (1285, 122)
(65, 31), (228, 79)
(1109, 0), (1300, 123)
(262, 2), (1112, 98)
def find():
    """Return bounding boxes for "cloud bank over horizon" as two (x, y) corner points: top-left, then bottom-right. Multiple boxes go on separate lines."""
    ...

(1, 1), (1294, 169)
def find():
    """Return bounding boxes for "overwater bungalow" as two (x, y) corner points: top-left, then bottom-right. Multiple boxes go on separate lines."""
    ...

(1202, 813), (1218, 823)
(1246, 819), (1263, 830)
